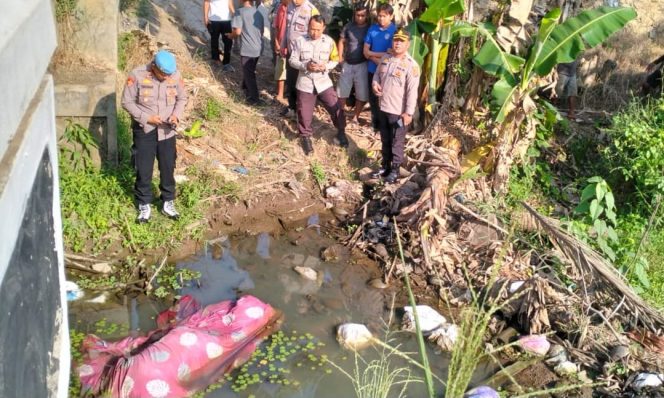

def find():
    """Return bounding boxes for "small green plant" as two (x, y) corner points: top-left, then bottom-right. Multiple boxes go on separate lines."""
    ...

(572, 177), (619, 261)
(153, 266), (201, 299)
(204, 97), (223, 121)
(118, 32), (136, 71)
(55, 0), (78, 22)
(60, 120), (98, 172)
(310, 161), (326, 188)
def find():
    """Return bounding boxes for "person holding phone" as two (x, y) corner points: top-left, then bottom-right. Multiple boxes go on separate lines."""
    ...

(121, 50), (188, 222)
(289, 16), (347, 155)
(371, 27), (419, 184)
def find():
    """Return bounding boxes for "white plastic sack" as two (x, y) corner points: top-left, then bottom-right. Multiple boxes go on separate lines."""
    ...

(429, 323), (459, 351)
(337, 323), (373, 351)
(402, 305), (447, 334)
(633, 372), (664, 391)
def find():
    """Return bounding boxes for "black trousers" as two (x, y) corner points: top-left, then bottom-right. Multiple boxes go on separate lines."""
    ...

(132, 125), (176, 205)
(207, 20), (233, 64)
(378, 111), (406, 167)
(286, 63), (299, 110)
(368, 72), (380, 130)
(241, 56), (259, 103)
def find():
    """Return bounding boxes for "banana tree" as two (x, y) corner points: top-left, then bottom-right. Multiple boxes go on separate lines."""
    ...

(407, 0), (465, 112)
(472, 6), (637, 191)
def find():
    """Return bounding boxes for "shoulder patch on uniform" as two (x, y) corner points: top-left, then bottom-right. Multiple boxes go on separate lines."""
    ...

(126, 76), (135, 86)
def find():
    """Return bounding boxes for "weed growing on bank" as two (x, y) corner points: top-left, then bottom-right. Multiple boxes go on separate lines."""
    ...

(505, 95), (664, 307)
(58, 116), (237, 254)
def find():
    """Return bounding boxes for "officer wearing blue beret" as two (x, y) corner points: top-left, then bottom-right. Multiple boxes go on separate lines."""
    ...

(122, 50), (188, 223)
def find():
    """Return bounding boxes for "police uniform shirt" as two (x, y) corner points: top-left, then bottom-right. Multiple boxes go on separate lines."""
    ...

(373, 54), (420, 116)
(289, 34), (339, 93)
(283, 0), (319, 54)
(121, 64), (188, 141)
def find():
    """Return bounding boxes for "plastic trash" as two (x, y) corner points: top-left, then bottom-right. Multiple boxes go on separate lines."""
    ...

(429, 323), (459, 351)
(632, 372), (664, 391)
(545, 344), (568, 366)
(518, 335), (551, 356)
(294, 266), (318, 281)
(464, 386), (500, 398)
(509, 280), (525, 294)
(256, 232), (271, 259)
(337, 323), (373, 351)
(402, 305), (447, 334)
(553, 360), (578, 377)
(232, 166), (249, 175)
(65, 280), (83, 301)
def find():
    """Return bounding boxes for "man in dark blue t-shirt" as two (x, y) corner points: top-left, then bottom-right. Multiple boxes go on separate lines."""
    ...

(336, 5), (369, 125)
(363, 3), (396, 131)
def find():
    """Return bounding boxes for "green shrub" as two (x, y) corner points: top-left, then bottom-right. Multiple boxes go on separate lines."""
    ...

(605, 96), (664, 203)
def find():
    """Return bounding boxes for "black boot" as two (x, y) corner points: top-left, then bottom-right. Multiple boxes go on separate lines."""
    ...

(371, 159), (391, 179)
(384, 164), (400, 184)
(301, 137), (313, 155)
(336, 131), (349, 148)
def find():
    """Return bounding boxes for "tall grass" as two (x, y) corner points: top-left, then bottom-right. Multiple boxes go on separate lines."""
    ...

(394, 219), (436, 397)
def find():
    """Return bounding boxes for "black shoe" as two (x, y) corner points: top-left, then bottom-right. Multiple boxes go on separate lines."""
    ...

(247, 99), (266, 107)
(336, 132), (349, 148)
(384, 169), (399, 184)
(301, 137), (313, 155)
(371, 167), (390, 179)
(279, 106), (291, 116)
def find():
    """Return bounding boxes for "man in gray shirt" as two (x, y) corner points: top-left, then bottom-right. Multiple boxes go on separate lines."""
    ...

(228, 0), (265, 105)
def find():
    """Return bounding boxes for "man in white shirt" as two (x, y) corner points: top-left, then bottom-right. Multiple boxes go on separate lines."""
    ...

(204, 0), (236, 71)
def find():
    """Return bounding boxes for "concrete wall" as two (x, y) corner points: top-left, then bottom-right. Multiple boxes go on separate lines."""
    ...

(0, 1), (69, 397)
(54, 0), (119, 164)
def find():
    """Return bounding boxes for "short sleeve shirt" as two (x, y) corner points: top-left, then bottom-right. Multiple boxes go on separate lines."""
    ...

(341, 22), (369, 64)
(232, 6), (265, 58)
(364, 22), (396, 73)
(208, 0), (232, 21)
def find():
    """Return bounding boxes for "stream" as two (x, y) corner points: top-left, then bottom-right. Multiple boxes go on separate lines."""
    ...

(69, 214), (459, 397)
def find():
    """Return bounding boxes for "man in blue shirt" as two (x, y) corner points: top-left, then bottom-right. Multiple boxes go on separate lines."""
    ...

(363, 3), (396, 131)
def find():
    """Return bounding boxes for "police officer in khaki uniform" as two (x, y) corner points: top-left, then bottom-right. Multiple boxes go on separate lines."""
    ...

(290, 15), (347, 155)
(122, 50), (188, 223)
(371, 27), (420, 183)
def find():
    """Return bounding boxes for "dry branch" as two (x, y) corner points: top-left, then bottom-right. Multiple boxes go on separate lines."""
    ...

(522, 202), (664, 332)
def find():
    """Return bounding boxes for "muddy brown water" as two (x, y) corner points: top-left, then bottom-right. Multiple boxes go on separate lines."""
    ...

(69, 214), (464, 397)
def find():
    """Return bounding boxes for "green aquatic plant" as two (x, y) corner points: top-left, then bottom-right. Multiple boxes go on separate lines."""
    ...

(194, 330), (327, 396)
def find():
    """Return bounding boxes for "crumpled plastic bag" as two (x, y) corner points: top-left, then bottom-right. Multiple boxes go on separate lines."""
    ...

(464, 385), (500, 398)
(518, 334), (551, 356)
(337, 323), (373, 351)
(402, 305), (447, 334)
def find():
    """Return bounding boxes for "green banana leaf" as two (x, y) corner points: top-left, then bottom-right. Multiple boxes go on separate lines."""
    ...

(407, 22), (430, 67)
(533, 6), (637, 76)
(450, 20), (476, 42)
(521, 8), (561, 88)
(491, 77), (519, 123)
(419, 0), (465, 24)
(473, 22), (525, 81)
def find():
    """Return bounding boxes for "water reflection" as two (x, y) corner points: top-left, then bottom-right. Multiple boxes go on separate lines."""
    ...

(179, 238), (254, 306)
